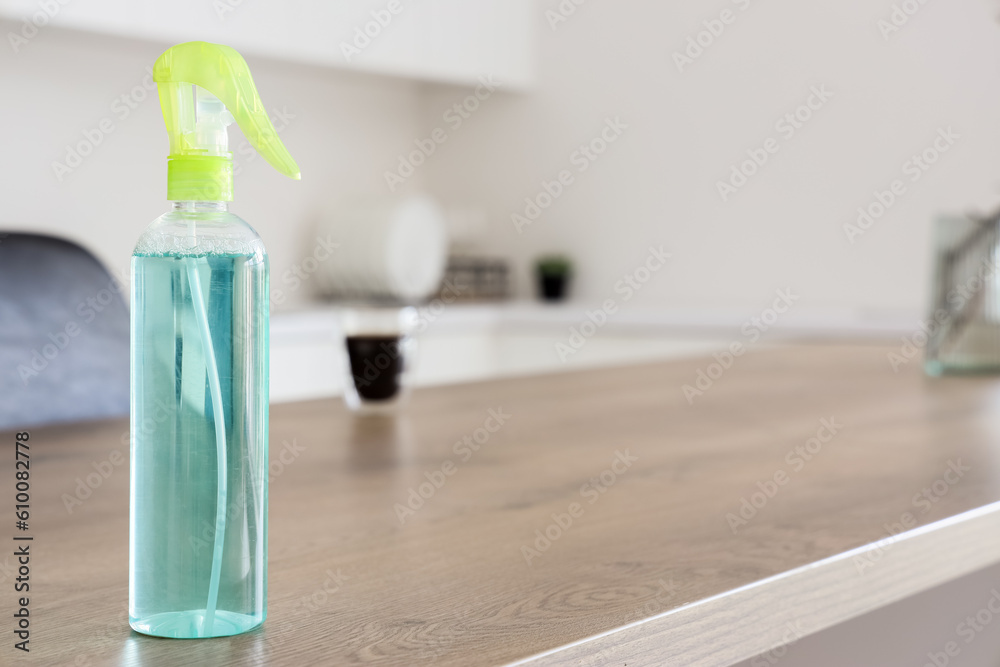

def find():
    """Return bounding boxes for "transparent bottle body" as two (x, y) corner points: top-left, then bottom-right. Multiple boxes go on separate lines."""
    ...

(129, 202), (269, 638)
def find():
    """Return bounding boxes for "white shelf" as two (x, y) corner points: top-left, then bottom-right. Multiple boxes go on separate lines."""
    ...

(0, 0), (536, 89)
(268, 301), (915, 404)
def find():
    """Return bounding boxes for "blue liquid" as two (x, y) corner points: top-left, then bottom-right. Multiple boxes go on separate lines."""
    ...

(130, 251), (268, 638)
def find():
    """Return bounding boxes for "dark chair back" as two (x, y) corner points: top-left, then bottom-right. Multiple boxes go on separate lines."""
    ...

(0, 233), (129, 429)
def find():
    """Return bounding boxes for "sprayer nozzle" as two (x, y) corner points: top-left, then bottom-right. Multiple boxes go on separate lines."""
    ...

(153, 41), (301, 200)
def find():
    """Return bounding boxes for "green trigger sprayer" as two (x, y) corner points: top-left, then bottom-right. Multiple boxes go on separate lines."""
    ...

(129, 41), (299, 639)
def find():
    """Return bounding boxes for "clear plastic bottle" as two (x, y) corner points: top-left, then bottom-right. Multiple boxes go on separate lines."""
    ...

(130, 202), (269, 637)
(129, 41), (299, 639)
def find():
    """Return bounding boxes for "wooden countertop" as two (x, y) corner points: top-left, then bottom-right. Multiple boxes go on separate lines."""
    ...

(8, 343), (1000, 666)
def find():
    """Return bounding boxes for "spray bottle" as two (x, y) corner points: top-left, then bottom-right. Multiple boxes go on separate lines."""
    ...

(129, 41), (299, 638)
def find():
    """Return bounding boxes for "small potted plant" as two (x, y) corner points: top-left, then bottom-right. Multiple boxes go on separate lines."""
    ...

(536, 255), (573, 302)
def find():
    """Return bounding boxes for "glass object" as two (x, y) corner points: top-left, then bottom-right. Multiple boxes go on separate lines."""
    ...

(130, 202), (269, 638)
(925, 214), (1000, 375)
(338, 306), (417, 413)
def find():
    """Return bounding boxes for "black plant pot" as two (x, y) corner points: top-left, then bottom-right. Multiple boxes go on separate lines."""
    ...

(539, 274), (569, 302)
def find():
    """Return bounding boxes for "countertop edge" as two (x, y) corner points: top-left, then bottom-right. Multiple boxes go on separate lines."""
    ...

(509, 501), (1000, 667)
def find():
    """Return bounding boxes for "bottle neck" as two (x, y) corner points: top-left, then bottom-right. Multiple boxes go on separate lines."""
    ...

(171, 201), (230, 213)
(166, 155), (233, 203)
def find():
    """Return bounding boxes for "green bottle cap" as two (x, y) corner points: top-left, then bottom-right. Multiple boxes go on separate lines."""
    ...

(152, 41), (300, 201)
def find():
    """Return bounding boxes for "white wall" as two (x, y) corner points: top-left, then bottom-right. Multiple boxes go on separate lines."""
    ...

(0, 0), (536, 89)
(7, 1), (1000, 325)
(0, 22), (427, 310)
(421, 0), (1000, 324)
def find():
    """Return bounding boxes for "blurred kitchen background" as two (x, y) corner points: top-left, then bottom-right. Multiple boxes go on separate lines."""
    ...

(3, 0), (1000, 414)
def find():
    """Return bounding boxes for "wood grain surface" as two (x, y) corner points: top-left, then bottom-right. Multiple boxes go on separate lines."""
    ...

(5, 342), (1000, 666)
